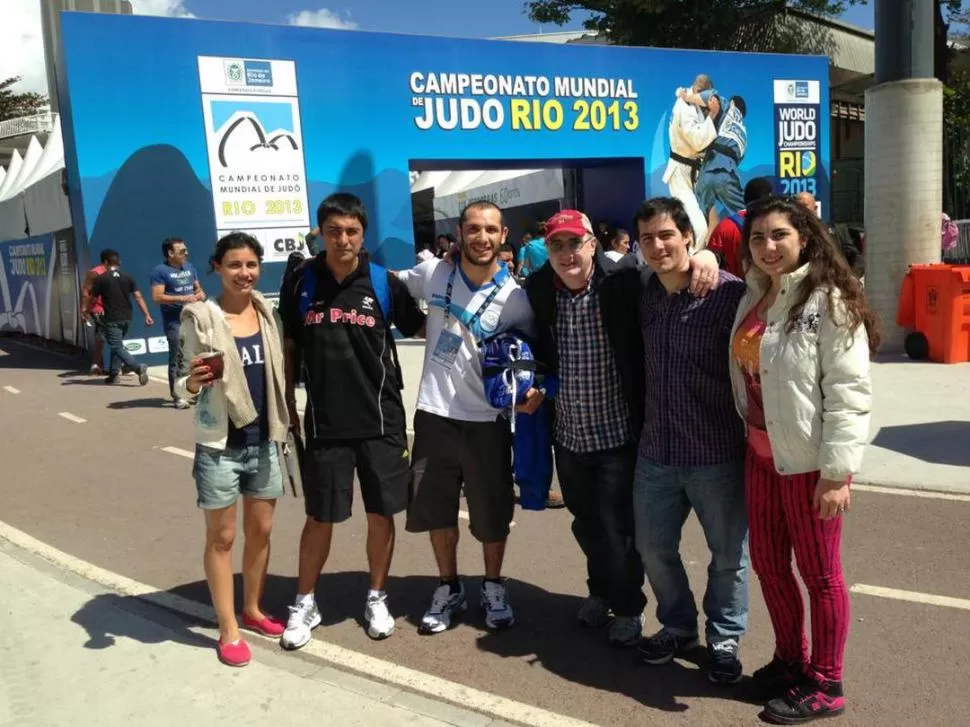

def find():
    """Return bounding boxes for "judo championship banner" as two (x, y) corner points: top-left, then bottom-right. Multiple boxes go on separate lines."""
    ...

(56, 12), (830, 365)
(198, 57), (312, 264)
(0, 235), (56, 338)
(773, 79), (822, 215)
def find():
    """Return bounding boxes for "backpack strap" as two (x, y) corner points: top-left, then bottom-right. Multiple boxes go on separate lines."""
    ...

(727, 212), (745, 233)
(368, 261), (392, 320)
(367, 261), (405, 391)
(297, 261), (316, 318)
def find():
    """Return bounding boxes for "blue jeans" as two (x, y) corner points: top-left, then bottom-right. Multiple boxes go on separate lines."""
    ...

(633, 457), (749, 642)
(556, 443), (646, 617)
(102, 320), (138, 376)
(164, 319), (181, 398)
(193, 442), (284, 509)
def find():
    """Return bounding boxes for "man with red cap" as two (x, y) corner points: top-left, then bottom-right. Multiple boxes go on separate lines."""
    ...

(522, 207), (720, 647)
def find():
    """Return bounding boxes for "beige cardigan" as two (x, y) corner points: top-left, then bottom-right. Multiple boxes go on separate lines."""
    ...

(174, 292), (289, 450)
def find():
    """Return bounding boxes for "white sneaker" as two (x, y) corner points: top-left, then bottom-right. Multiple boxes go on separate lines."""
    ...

(364, 594), (395, 640)
(280, 596), (321, 650)
(418, 583), (467, 635)
(480, 579), (515, 631)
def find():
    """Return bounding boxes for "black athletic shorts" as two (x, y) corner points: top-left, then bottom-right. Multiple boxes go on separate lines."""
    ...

(303, 432), (411, 524)
(406, 410), (514, 543)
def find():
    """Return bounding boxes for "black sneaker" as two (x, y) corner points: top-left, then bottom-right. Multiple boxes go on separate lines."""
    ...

(707, 639), (743, 685)
(753, 656), (804, 700)
(638, 629), (699, 665)
(763, 675), (845, 725)
(137, 365), (149, 386)
(105, 373), (120, 385)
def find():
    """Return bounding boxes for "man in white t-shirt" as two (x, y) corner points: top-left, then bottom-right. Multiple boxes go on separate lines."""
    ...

(396, 200), (535, 634)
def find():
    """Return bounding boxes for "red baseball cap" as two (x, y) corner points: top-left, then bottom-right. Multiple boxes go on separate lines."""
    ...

(544, 210), (594, 240)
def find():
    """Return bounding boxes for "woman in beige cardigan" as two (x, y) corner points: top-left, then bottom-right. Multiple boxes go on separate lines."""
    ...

(175, 232), (290, 667)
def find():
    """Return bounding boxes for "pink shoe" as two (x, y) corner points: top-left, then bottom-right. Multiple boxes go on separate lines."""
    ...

(217, 638), (252, 667)
(242, 613), (286, 638)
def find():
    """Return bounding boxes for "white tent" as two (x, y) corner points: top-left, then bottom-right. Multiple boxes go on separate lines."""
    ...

(433, 168), (565, 221)
(0, 119), (70, 242)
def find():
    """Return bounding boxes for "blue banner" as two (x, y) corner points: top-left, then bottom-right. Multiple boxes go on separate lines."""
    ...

(0, 234), (56, 337)
(57, 12), (830, 365)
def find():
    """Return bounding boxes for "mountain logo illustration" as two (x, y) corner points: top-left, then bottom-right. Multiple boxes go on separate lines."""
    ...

(211, 101), (301, 168)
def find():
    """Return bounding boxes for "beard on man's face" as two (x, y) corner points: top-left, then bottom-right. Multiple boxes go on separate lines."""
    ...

(460, 239), (499, 267)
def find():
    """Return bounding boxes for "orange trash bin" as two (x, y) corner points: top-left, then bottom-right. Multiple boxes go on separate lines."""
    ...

(901, 264), (970, 364)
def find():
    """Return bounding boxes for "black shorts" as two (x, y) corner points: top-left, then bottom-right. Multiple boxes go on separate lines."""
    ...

(303, 432), (411, 524)
(406, 410), (514, 543)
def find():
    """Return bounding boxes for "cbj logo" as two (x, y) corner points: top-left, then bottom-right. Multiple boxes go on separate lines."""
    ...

(274, 238), (306, 253)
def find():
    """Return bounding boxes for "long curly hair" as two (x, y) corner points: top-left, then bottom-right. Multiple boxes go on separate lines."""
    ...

(740, 197), (881, 355)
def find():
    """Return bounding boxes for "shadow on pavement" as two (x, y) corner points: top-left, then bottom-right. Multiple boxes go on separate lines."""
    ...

(0, 337), (87, 371)
(73, 571), (763, 716)
(70, 592), (212, 651)
(107, 397), (171, 410)
(871, 420), (970, 466)
(475, 578), (764, 714)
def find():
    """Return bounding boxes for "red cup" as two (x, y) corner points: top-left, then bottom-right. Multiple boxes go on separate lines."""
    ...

(198, 351), (225, 381)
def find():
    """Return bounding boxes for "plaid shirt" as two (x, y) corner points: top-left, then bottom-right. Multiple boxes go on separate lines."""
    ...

(639, 270), (747, 466)
(554, 276), (632, 454)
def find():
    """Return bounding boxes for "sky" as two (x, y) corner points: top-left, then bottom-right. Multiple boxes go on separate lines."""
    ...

(2, 0), (876, 97)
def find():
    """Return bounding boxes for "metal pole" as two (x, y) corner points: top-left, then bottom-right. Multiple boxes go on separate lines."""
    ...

(874, 0), (935, 83)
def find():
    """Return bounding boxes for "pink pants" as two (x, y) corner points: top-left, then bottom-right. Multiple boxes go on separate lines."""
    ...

(745, 448), (850, 682)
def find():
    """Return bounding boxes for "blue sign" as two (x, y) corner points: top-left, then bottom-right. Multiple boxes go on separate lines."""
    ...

(56, 12), (830, 365)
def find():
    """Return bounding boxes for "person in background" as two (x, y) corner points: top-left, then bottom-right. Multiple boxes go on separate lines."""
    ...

(89, 250), (152, 386)
(278, 194), (426, 649)
(80, 249), (112, 375)
(151, 237), (205, 409)
(706, 177), (774, 277)
(435, 233), (456, 259)
(605, 229), (631, 262)
(731, 197), (876, 723)
(498, 243), (516, 271)
(517, 222), (549, 278)
(632, 198), (749, 685)
(595, 219), (612, 248)
(175, 232), (290, 668)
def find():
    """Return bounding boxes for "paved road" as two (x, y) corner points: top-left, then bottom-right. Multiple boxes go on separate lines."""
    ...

(2, 337), (969, 726)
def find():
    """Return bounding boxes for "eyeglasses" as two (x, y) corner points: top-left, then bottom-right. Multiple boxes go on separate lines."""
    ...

(546, 236), (590, 254)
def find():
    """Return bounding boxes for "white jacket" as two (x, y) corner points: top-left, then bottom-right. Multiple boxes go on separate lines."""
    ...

(729, 264), (872, 480)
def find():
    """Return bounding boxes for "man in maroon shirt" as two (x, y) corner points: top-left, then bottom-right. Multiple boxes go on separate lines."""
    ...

(705, 177), (773, 277)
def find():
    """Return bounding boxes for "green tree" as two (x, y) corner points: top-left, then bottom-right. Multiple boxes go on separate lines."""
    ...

(0, 76), (48, 122)
(524, 0), (863, 53)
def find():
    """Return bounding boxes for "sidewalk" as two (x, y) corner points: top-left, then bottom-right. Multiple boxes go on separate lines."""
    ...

(0, 541), (505, 727)
(857, 355), (970, 493)
(151, 344), (970, 495)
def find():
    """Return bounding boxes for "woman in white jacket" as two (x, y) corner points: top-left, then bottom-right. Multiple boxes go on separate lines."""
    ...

(175, 232), (290, 667)
(729, 197), (878, 724)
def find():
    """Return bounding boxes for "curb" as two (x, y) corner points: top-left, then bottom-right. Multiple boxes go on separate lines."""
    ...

(0, 519), (596, 727)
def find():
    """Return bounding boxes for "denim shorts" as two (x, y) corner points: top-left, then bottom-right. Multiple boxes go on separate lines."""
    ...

(193, 442), (284, 509)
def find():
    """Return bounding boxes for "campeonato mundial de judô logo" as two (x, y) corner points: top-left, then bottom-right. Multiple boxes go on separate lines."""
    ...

(773, 79), (821, 213)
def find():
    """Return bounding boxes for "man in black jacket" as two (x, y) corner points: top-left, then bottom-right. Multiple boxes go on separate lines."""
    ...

(278, 193), (426, 649)
(522, 209), (720, 647)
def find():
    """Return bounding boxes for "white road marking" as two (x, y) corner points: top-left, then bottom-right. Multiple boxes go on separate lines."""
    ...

(851, 584), (970, 611)
(3, 386), (20, 394)
(458, 509), (516, 528)
(852, 483), (970, 503)
(0, 520), (594, 727)
(161, 446), (194, 459)
(57, 412), (86, 424)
